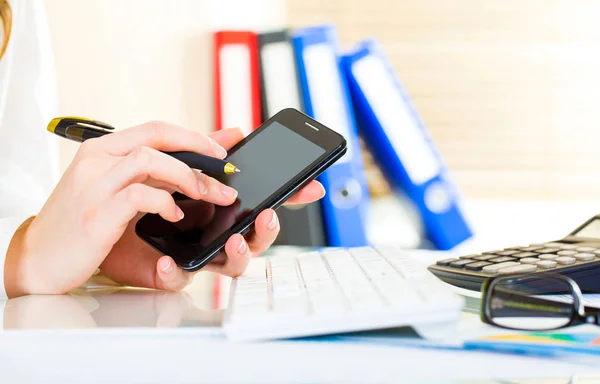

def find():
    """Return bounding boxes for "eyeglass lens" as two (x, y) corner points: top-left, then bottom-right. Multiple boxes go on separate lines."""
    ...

(488, 276), (575, 330)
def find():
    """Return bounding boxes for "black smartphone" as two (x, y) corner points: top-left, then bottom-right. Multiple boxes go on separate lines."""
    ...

(135, 108), (347, 271)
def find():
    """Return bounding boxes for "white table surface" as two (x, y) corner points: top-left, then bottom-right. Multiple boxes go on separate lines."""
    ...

(1, 285), (600, 384)
(2, 197), (600, 383)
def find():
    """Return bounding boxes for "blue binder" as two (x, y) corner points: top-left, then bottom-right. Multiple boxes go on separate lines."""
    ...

(291, 24), (370, 247)
(341, 39), (473, 250)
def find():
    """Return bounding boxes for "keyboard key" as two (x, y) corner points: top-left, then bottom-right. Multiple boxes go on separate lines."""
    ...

(519, 246), (543, 251)
(488, 256), (516, 263)
(496, 250), (520, 256)
(322, 251), (382, 309)
(449, 259), (476, 268)
(464, 261), (492, 271)
(536, 248), (560, 254)
(538, 254), (558, 260)
(576, 247), (597, 253)
(497, 264), (537, 275)
(556, 256), (576, 265)
(472, 255), (498, 261)
(378, 250), (428, 279)
(557, 250), (576, 256)
(557, 244), (577, 250)
(436, 258), (458, 266)
(482, 261), (520, 274)
(459, 254), (479, 259)
(506, 246), (527, 250)
(520, 257), (539, 264)
(594, 249), (600, 256)
(512, 252), (538, 259)
(574, 253), (595, 261)
(537, 260), (557, 269)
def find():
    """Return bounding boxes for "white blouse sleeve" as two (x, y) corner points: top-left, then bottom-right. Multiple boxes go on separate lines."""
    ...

(0, 0), (60, 299)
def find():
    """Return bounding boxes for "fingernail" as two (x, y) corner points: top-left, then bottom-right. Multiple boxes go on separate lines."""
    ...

(197, 178), (208, 195)
(221, 186), (238, 199)
(209, 138), (227, 159)
(237, 238), (248, 255)
(175, 206), (184, 220)
(268, 211), (278, 231)
(161, 259), (174, 274)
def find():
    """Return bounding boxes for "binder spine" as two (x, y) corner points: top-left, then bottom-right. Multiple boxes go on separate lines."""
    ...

(212, 30), (262, 309)
(258, 29), (327, 247)
(213, 31), (261, 134)
(342, 39), (472, 250)
(292, 24), (370, 247)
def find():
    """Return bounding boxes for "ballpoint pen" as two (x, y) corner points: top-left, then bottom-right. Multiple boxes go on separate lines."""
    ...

(47, 116), (241, 175)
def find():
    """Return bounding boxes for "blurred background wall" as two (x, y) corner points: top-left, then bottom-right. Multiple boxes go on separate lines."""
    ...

(44, 0), (600, 201)
(44, 0), (284, 172)
(287, 0), (600, 201)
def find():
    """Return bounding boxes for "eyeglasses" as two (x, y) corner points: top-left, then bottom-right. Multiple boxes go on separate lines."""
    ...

(481, 273), (600, 331)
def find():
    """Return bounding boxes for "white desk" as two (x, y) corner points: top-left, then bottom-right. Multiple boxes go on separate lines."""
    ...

(1, 275), (599, 383)
(2, 198), (600, 383)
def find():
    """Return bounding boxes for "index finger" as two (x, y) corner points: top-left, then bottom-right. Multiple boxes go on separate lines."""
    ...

(209, 127), (245, 150)
(95, 121), (228, 159)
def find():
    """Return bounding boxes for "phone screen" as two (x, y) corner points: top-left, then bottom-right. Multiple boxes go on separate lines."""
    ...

(137, 120), (327, 265)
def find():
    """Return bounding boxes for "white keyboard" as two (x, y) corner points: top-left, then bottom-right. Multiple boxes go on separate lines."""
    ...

(222, 246), (464, 342)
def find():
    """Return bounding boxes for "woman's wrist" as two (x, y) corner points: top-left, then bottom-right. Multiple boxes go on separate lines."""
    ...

(4, 216), (36, 298)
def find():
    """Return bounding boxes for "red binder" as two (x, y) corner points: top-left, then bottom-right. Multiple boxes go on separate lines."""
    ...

(213, 31), (262, 135)
(212, 30), (261, 309)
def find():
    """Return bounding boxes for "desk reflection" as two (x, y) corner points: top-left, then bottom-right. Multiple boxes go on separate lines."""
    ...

(3, 288), (223, 330)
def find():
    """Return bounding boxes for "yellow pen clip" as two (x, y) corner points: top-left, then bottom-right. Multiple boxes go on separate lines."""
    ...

(47, 116), (115, 134)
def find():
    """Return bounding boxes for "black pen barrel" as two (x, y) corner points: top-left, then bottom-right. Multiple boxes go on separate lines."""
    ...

(167, 151), (225, 174)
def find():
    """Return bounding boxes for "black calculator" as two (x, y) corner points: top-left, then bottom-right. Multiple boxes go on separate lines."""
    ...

(428, 214), (600, 293)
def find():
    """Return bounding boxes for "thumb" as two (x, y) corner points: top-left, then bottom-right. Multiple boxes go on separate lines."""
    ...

(155, 256), (193, 291)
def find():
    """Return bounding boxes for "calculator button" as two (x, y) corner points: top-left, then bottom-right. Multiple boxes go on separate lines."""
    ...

(512, 252), (539, 259)
(464, 261), (492, 271)
(496, 250), (520, 256)
(436, 258), (458, 266)
(520, 246), (543, 252)
(482, 250), (503, 255)
(557, 244), (577, 250)
(520, 258), (539, 264)
(449, 259), (475, 268)
(489, 256), (516, 263)
(536, 248), (561, 254)
(556, 256), (576, 265)
(482, 262), (520, 274)
(576, 247), (597, 253)
(557, 250), (577, 256)
(497, 264), (537, 275)
(472, 255), (498, 261)
(459, 254), (479, 259)
(594, 250), (600, 256)
(538, 254), (558, 260)
(536, 260), (558, 269)
(574, 253), (595, 261)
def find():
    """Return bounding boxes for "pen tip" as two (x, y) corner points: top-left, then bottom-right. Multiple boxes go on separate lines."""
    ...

(234, 168), (241, 173)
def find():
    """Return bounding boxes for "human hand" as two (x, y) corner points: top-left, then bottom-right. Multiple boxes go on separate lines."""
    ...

(4, 122), (325, 298)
